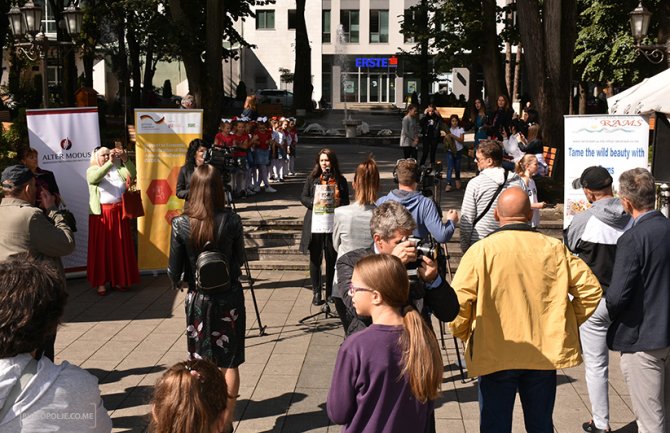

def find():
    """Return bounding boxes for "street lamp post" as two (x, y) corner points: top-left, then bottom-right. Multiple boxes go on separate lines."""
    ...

(7, 1), (83, 108)
(629, 2), (670, 69)
(629, 2), (670, 218)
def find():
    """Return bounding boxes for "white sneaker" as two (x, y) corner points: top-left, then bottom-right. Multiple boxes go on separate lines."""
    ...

(265, 186), (277, 193)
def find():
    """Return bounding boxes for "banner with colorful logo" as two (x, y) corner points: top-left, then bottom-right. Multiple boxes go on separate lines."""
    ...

(26, 107), (100, 271)
(135, 109), (203, 270)
(563, 115), (650, 228)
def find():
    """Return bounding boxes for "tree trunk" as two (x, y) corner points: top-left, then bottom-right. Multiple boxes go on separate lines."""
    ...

(578, 81), (587, 115)
(516, 0), (577, 181)
(126, 22), (142, 110)
(83, 51), (95, 88)
(294, 0), (312, 111)
(51, 0), (76, 106)
(169, 0), (202, 107)
(480, 0), (507, 105)
(204, 0), (224, 136)
(418, 1), (430, 108)
(142, 46), (156, 106)
(512, 45), (522, 103)
(505, 41), (512, 98)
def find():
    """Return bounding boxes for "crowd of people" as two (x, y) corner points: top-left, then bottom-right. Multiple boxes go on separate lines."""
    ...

(0, 93), (668, 433)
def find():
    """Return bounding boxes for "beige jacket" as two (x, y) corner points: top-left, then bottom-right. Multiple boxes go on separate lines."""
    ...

(0, 198), (75, 261)
(449, 225), (602, 377)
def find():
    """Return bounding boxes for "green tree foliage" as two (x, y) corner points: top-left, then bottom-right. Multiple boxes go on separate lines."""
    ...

(574, 0), (665, 87)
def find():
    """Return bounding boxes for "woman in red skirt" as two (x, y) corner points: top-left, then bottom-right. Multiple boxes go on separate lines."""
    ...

(87, 146), (140, 296)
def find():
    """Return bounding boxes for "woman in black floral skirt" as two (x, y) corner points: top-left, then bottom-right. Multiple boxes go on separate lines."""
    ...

(168, 164), (245, 433)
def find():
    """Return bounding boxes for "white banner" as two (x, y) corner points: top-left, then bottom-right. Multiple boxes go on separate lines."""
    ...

(27, 107), (100, 271)
(564, 115), (649, 228)
(311, 184), (336, 233)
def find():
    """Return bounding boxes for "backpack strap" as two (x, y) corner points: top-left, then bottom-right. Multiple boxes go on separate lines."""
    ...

(214, 211), (227, 246)
(473, 169), (509, 226)
(0, 357), (38, 421)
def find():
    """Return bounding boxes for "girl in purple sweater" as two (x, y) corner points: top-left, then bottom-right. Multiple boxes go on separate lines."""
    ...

(327, 254), (443, 433)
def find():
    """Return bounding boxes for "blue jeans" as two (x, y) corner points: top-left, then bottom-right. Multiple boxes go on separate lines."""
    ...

(446, 150), (462, 185)
(478, 369), (556, 433)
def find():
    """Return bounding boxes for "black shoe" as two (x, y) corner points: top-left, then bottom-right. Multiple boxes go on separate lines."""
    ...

(582, 421), (610, 433)
(326, 296), (334, 304)
(312, 292), (323, 306)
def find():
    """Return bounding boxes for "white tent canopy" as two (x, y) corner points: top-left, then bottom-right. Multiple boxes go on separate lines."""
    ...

(608, 68), (670, 115)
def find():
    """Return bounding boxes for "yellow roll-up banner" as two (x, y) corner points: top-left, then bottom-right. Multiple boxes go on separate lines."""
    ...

(135, 109), (203, 271)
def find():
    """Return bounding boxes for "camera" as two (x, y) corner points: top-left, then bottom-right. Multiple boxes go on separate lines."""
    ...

(418, 162), (443, 198)
(407, 236), (438, 263)
(204, 146), (247, 185)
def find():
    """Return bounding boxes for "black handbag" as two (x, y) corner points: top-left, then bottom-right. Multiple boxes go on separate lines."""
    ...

(194, 214), (231, 292)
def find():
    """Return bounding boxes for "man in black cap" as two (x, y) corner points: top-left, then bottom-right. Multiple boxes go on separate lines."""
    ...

(564, 165), (632, 433)
(0, 164), (75, 360)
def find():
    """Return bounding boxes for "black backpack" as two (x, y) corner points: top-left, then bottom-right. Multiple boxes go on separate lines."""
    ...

(195, 213), (231, 292)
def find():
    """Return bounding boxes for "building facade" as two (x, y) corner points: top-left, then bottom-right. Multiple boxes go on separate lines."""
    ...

(236, 0), (422, 109)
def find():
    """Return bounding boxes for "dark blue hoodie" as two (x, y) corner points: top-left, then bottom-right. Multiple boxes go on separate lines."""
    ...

(376, 189), (455, 243)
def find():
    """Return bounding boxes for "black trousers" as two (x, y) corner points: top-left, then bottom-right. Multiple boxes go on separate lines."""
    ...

(420, 137), (438, 166)
(402, 146), (418, 159)
(308, 233), (336, 298)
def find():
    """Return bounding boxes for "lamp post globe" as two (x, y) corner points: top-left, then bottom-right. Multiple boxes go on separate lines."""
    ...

(63, 4), (84, 38)
(20, 1), (43, 37)
(8, 4), (24, 37)
(630, 2), (652, 43)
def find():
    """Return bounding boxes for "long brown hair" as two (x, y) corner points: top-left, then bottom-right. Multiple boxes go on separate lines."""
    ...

(309, 148), (343, 180)
(353, 156), (379, 205)
(353, 254), (442, 403)
(150, 359), (228, 433)
(185, 165), (226, 250)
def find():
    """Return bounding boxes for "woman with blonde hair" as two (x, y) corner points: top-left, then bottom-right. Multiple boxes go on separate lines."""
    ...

(515, 154), (545, 227)
(87, 145), (140, 296)
(333, 156), (379, 259)
(150, 359), (231, 433)
(327, 254), (442, 433)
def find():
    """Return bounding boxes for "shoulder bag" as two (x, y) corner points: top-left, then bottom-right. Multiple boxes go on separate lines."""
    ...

(122, 175), (145, 219)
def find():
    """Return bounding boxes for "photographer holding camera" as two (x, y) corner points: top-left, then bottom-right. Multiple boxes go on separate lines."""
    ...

(376, 158), (458, 244)
(333, 201), (458, 337)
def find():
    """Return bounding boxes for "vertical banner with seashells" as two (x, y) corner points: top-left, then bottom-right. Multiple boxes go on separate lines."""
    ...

(135, 109), (203, 270)
(26, 107), (101, 273)
(563, 115), (650, 228)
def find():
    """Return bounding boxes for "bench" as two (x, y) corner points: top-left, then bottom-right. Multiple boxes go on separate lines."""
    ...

(543, 146), (558, 178)
(436, 107), (466, 121)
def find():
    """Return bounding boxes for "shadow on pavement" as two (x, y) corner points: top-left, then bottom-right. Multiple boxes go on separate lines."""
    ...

(86, 365), (165, 385)
(615, 422), (638, 432)
(258, 403), (331, 433)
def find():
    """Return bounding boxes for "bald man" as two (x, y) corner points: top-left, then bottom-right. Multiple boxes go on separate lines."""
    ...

(449, 187), (602, 433)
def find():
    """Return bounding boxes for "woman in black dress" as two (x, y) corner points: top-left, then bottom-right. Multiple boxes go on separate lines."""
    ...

(175, 138), (210, 200)
(299, 148), (350, 306)
(168, 164), (245, 433)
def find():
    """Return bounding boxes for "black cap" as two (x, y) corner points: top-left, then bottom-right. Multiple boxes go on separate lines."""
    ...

(1, 165), (34, 189)
(572, 166), (613, 190)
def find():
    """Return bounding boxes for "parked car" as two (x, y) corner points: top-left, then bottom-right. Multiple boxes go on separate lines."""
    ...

(255, 89), (294, 108)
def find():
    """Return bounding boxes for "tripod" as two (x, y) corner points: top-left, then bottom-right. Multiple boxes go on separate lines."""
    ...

(427, 165), (468, 382)
(299, 299), (338, 324)
(227, 189), (267, 336)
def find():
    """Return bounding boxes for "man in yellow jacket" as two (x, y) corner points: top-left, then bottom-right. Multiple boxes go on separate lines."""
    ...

(450, 187), (601, 433)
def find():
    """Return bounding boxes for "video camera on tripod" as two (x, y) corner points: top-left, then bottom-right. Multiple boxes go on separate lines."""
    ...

(418, 162), (443, 198)
(203, 146), (247, 185)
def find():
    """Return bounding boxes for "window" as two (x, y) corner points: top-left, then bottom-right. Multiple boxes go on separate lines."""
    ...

(36, 0), (56, 34)
(340, 10), (360, 43)
(256, 10), (275, 30)
(403, 9), (416, 43)
(369, 10), (389, 43)
(322, 10), (331, 43)
(288, 9), (297, 30)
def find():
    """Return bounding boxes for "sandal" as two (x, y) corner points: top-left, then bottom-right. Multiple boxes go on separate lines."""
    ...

(445, 184), (453, 192)
(97, 286), (107, 296)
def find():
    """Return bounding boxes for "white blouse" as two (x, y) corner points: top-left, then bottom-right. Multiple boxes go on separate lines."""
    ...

(98, 165), (126, 204)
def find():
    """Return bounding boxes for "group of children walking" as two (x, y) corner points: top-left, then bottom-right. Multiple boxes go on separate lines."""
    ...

(213, 115), (298, 197)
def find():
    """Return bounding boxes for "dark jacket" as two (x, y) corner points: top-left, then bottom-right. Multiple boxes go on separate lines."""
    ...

(299, 174), (350, 254)
(606, 211), (670, 352)
(168, 209), (245, 292)
(176, 165), (194, 200)
(419, 113), (442, 140)
(564, 197), (632, 291)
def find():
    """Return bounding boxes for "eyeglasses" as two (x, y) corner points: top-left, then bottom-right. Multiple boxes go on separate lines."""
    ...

(348, 283), (375, 297)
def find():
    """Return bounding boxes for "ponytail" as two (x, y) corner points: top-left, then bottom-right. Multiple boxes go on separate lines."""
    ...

(400, 305), (443, 403)
(515, 154), (537, 176)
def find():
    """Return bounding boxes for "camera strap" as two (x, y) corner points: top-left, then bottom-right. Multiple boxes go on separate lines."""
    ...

(473, 169), (509, 227)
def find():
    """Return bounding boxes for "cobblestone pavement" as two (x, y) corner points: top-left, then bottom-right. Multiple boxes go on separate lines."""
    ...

(56, 140), (637, 432)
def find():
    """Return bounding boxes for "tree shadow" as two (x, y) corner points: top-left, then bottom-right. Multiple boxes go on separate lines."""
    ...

(237, 392), (307, 421)
(86, 365), (165, 385)
(103, 385), (154, 412)
(257, 403), (331, 433)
